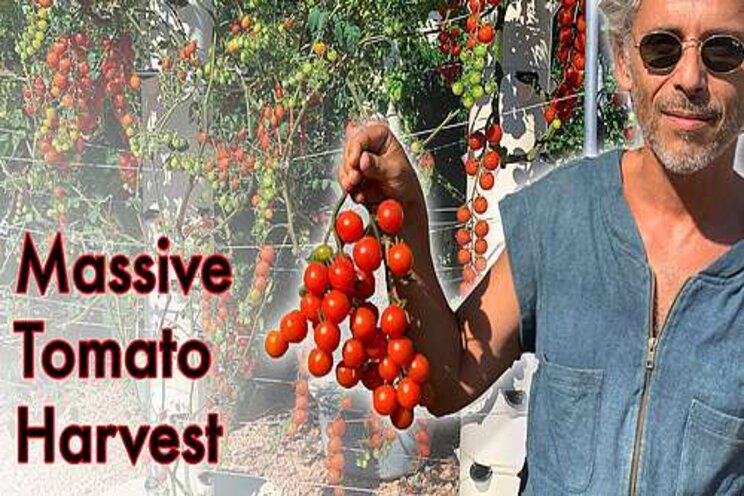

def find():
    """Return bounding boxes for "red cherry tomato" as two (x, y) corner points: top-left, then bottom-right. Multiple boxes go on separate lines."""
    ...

(328, 254), (356, 293)
(336, 210), (365, 244)
(376, 199), (404, 235)
(365, 332), (388, 361)
(304, 262), (328, 296)
(300, 293), (322, 323)
(265, 330), (288, 358)
(321, 289), (351, 324)
(396, 377), (422, 409)
(353, 236), (382, 272)
(373, 385), (398, 415)
(378, 356), (400, 383)
(280, 310), (308, 343)
(387, 242), (414, 277)
(354, 270), (376, 300)
(308, 348), (333, 377)
(351, 305), (377, 341)
(342, 338), (367, 368)
(314, 321), (341, 353)
(408, 354), (430, 383)
(387, 337), (415, 367)
(361, 363), (384, 390)
(390, 406), (414, 430)
(380, 304), (408, 338)
(335, 362), (359, 388)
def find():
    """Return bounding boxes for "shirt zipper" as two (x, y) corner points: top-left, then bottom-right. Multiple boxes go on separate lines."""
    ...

(628, 272), (689, 496)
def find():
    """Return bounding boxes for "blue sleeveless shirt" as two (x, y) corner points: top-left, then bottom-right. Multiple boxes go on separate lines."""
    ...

(498, 148), (744, 495)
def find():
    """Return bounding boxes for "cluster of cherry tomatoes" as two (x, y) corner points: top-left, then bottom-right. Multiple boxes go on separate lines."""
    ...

(292, 378), (310, 428)
(265, 198), (430, 429)
(454, 121), (503, 294)
(544, 0), (586, 129)
(324, 413), (347, 490)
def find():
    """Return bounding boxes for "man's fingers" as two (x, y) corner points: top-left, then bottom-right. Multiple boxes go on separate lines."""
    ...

(343, 122), (391, 173)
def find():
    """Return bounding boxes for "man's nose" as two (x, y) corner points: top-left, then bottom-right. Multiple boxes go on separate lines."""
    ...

(673, 44), (709, 100)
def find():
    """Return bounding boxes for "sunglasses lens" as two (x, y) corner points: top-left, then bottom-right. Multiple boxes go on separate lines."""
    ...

(639, 32), (682, 70)
(702, 37), (744, 73)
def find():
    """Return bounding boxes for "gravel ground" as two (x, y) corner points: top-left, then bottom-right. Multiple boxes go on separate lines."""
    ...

(220, 413), (459, 496)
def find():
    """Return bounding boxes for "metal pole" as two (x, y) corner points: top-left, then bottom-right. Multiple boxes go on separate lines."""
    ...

(584, 0), (601, 157)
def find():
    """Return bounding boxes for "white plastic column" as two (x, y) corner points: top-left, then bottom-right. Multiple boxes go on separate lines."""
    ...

(583, 0), (600, 157)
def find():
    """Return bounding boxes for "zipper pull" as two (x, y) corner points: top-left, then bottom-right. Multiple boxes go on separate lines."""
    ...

(645, 337), (658, 370)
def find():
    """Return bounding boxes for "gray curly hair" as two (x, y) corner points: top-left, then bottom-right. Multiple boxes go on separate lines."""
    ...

(599, 0), (642, 48)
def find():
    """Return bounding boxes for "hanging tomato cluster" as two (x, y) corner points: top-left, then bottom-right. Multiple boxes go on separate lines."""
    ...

(265, 197), (430, 429)
(324, 414), (348, 490)
(454, 121), (503, 295)
(440, 0), (502, 110)
(544, 0), (586, 130)
(292, 378), (310, 428)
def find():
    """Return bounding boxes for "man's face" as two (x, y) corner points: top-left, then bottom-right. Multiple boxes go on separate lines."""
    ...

(615, 0), (744, 175)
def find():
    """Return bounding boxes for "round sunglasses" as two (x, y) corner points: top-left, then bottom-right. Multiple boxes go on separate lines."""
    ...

(634, 31), (744, 74)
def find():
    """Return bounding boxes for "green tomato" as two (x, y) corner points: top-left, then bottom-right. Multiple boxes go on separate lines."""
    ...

(552, 118), (562, 130)
(451, 81), (464, 96)
(411, 140), (423, 154)
(462, 95), (475, 109)
(468, 71), (481, 85)
(473, 57), (486, 71)
(471, 84), (484, 100)
(313, 244), (334, 263)
(302, 61), (313, 75)
(474, 44), (488, 58)
(326, 49), (338, 62)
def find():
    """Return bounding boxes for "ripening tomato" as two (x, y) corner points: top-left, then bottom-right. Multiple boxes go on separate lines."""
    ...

(322, 289), (351, 324)
(474, 238), (488, 255)
(474, 220), (489, 238)
(388, 337), (415, 367)
(387, 243), (413, 278)
(464, 158), (479, 176)
(328, 254), (356, 293)
(304, 262), (329, 296)
(378, 356), (401, 383)
(408, 354), (430, 383)
(468, 131), (486, 150)
(308, 348), (333, 377)
(265, 330), (288, 358)
(280, 310), (308, 343)
(479, 171), (495, 190)
(473, 196), (488, 214)
(376, 199), (404, 235)
(300, 293), (322, 323)
(336, 210), (365, 244)
(353, 236), (383, 272)
(486, 123), (503, 146)
(396, 377), (422, 409)
(457, 206), (472, 223)
(336, 362), (359, 388)
(351, 305), (377, 341)
(381, 304), (408, 338)
(342, 338), (366, 368)
(314, 321), (341, 353)
(373, 385), (398, 415)
(390, 406), (414, 430)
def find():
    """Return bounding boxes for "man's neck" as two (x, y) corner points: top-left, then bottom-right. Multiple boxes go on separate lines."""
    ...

(623, 143), (744, 245)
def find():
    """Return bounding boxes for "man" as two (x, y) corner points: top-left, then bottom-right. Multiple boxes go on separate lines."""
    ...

(340, 0), (744, 493)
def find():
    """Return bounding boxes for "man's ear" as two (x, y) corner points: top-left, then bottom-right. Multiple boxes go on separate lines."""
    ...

(613, 40), (634, 92)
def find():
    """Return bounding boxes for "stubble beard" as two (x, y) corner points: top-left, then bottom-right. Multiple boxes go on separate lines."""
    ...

(631, 86), (744, 176)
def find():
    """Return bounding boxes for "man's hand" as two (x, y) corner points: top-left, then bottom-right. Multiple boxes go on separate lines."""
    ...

(339, 121), (424, 209)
